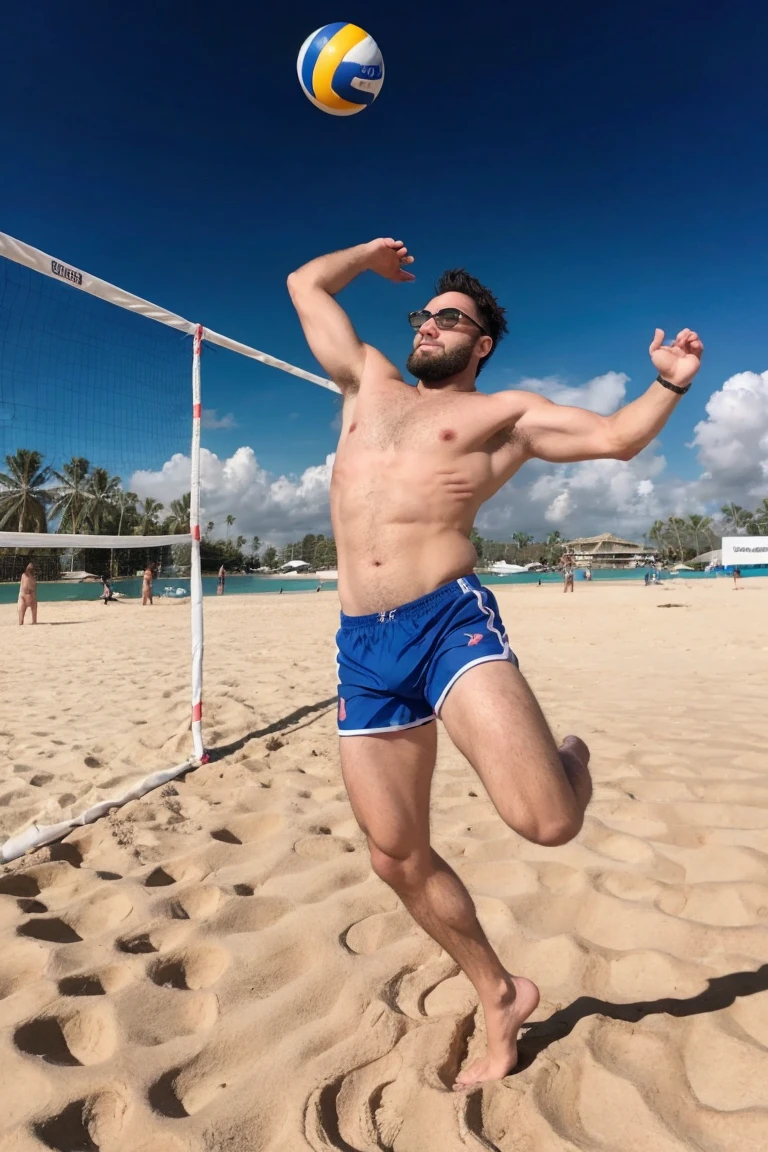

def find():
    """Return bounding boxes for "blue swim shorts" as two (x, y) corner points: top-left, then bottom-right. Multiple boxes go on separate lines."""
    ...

(336, 574), (518, 735)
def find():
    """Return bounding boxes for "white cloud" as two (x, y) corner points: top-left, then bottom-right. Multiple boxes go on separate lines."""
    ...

(516, 371), (629, 415)
(201, 409), (237, 430)
(479, 443), (669, 543)
(130, 447), (334, 544)
(686, 371), (768, 499)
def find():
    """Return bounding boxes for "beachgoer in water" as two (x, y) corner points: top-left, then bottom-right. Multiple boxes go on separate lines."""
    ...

(18, 563), (38, 625)
(217, 564), (226, 595)
(289, 234), (703, 1089)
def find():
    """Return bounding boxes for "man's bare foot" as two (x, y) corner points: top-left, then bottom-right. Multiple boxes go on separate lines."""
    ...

(558, 734), (593, 812)
(453, 975), (540, 1090)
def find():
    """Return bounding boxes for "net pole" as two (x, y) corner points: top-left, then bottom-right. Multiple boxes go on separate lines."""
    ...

(190, 324), (205, 762)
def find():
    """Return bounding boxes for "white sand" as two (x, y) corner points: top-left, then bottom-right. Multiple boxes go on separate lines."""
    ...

(1, 578), (767, 1151)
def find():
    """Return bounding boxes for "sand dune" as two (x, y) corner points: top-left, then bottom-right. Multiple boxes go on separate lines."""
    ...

(1, 579), (767, 1151)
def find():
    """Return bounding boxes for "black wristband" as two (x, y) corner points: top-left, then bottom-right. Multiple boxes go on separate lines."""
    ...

(656, 373), (691, 396)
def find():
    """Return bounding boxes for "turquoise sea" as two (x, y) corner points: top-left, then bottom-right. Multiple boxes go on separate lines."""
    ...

(2, 567), (766, 605)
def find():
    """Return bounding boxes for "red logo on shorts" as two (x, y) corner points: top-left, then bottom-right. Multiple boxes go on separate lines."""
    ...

(465, 633), (483, 647)
(338, 698), (347, 721)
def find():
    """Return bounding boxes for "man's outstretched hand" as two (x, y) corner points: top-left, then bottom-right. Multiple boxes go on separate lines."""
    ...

(366, 237), (415, 282)
(649, 328), (704, 388)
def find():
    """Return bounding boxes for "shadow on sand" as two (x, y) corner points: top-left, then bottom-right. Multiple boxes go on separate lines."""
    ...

(518, 963), (768, 1069)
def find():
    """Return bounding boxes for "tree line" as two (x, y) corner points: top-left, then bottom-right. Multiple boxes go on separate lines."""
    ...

(4, 449), (767, 577)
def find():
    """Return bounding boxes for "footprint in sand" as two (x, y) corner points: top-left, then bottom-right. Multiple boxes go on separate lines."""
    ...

(18, 916), (82, 944)
(34, 1084), (130, 1151)
(149, 1063), (230, 1118)
(655, 881), (768, 927)
(120, 980), (219, 1046)
(117, 917), (190, 955)
(15, 1001), (118, 1065)
(210, 812), (285, 845)
(212, 894), (294, 935)
(149, 943), (230, 990)
(67, 890), (133, 938)
(294, 832), (355, 860)
(341, 909), (416, 956)
(58, 964), (133, 997)
(165, 885), (222, 921)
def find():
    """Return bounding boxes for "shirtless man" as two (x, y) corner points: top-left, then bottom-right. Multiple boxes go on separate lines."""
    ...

(288, 237), (703, 1089)
(142, 563), (154, 606)
(18, 563), (38, 625)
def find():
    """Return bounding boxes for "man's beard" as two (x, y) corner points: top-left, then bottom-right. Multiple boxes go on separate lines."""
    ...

(406, 339), (475, 387)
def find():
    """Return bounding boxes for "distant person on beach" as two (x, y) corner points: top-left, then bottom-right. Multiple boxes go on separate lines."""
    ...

(142, 563), (154, 606)
(18, 563), (37, 625)
(289, 234), (703, 1089)
(217, 564), (226, 595)
(101, 573), (116, 605)
(733, 566), (741, 588)
(563, 566), (575, 593)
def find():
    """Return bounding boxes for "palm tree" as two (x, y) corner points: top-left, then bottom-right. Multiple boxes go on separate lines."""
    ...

(545, 530), (563, 564)
(721, 503), (756, 535)
(235, 535), (246, 551)
(50, 456), (91, 533)
(86, 468), (121, 533)
(165, 492), (191, 534)
(251, 535), (260, 558)
(511, 531), (534, 558)
(648, 519), (668, 557)
(665, 516), (687, 561)
(108, 488), (139, 578)
(113, 489), (139, 536)
(205, 521), (215, 538)
(752, 498), (768, 535)
(134, 496), (165, 536)
(225, 514), (236, 542)
(0, 448), (52, 532)
(683, 514), (713, 558)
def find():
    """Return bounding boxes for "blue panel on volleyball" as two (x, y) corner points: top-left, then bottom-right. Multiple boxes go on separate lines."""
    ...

(331, 63), (380, 106)
(299, 22), (347, 98)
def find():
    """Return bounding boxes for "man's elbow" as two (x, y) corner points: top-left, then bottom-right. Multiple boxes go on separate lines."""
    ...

(613, 443), (638, 462)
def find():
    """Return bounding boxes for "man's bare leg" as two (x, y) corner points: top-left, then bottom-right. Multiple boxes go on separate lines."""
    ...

(439, 662), (594, 1087)
(341, 725), (591, 1090)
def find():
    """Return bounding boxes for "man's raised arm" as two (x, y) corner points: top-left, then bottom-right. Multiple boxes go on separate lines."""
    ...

(515, 327), (704, 464)
(287, 238), (414, 393)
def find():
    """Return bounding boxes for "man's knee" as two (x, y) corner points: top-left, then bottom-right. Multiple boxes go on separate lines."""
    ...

(500, 805), (584, 848)
(368, 841), (429, 890)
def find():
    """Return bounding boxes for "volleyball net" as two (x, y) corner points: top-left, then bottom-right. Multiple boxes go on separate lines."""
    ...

(0, 230), (337, 861)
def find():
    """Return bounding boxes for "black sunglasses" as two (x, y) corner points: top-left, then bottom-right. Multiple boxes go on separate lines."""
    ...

(408, 307), (487, 334)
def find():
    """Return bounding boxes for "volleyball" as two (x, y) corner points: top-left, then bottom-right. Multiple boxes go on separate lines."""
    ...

(297, 23), (384, 116)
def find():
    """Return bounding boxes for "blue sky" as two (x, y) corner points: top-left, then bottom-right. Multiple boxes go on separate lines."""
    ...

(2, 0), (767, 542)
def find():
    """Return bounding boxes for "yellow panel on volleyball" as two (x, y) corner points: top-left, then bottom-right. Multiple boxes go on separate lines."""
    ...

(297, 23), (385, 116)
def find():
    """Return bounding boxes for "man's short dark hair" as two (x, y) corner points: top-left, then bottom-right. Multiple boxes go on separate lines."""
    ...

(435, 269), (508, 376)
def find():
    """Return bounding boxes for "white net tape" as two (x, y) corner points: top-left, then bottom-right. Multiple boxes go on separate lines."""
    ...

(0, 532), (191, 549)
